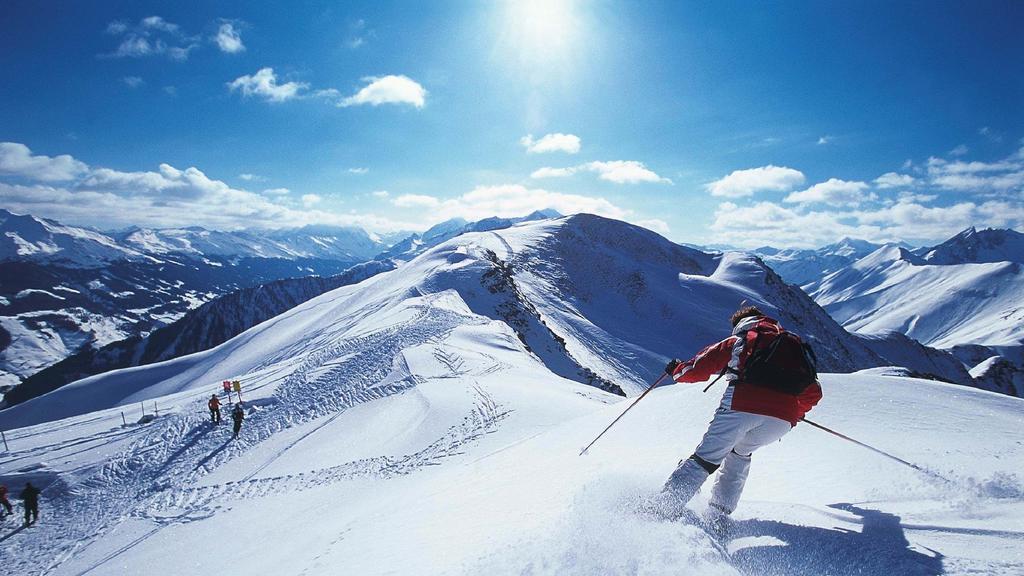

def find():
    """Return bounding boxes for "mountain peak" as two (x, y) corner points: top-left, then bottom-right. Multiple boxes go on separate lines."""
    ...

(923, 226), (1024, 265)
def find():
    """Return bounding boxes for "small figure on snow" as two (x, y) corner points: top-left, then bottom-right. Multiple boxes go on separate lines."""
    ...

(20, 481), (41, 527)
(208, 394), (222, 424)
(0, 484), (13, 518)
(231, 402), (245, 439)
(660, 306), (822, 519)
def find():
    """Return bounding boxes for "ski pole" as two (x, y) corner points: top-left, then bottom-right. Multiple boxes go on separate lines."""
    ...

(579, 372), (668, 456)
(801, 418), (951, 483)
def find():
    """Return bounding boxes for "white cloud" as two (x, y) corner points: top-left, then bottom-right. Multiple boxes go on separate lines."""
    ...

(530, 160), (671, 184)
(141, 16), (178, 33)
(392, 194), (441, 208)
(104, 16), (198, 61)
(301, 194), (322, 207)
(163, 86), (178, 97)
(228, 68), (308, 103)
(926, 153), (1024, 193)
(263, 187), (290, 196)
(705, 165), (805, 198)
(588, 161), (672, 184)
(106, 21), (129, 35)
(213, 22), (245, 53)
(636, 219), (670, 235)
(949, 144), (969, 156)
(874, 172), (916, 189)
(784, 178), (873, 206)
(122, 76), (145, 89)
(0, 145), (419, 233)
(0, 142), (89, 182)
(346, 18), (372, 49)
(348, 167), (369, 175)
(238, 173), (261, 181)
(520, 133), (581, 154)
(338, 75), (426, 108)
(710, 196), (1024, 249)
(895, 191), (937, 204)
(817, 135), (832, 145)
(979, 126), (1002, 142)
(371, 190), (389, 198)
(530, 167), (575, 179)
(388, 185), (631, 224)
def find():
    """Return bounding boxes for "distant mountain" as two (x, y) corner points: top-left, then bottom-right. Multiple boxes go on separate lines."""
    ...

(3, 212), (977, 430)
(754, 237), (887, 287)
(803, 229), (1024, 397)
(0, 208), (145, 266)
(2, 209), (387, 266)
(0, 208), (568, 398)
(920, 226), (1024, 265)
(2, 259), (396, 407)
(0, 209), (384, 388)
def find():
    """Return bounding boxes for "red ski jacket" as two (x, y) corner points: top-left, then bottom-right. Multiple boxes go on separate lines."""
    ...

(671, 316), (822, 425)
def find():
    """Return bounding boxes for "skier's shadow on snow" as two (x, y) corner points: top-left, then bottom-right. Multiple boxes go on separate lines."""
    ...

(193, 438), (232, 471)
(726, 503), (944, 576)
(153, 424), (214, 476)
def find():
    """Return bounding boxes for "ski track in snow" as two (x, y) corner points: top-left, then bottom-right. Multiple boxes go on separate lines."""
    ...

(1, 296), (509, 576)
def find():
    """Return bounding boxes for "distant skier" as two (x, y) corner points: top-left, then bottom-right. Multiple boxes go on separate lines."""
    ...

(231, 402), (245, 439)
(0, 484), (12, 518)
(208, 394), (222, 424)
(20, 482), (40, 526)
(659, 305), (822, 519)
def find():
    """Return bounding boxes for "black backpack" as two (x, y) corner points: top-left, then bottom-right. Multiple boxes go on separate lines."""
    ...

(740, 327), (818, 395)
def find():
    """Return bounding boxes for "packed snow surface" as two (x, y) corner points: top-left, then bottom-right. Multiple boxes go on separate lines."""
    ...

(0, 216), (1021, 575)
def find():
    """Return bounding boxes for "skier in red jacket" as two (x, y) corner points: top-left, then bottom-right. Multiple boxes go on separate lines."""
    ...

(0, 484), (12, 517)
(660, 305), (822, 518)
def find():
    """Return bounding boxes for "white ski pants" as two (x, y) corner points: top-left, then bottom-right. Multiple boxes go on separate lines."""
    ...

(663, 408), (792, 514)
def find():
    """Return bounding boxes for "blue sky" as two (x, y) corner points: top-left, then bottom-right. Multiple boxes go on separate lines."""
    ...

(1, 0), (1021, 247)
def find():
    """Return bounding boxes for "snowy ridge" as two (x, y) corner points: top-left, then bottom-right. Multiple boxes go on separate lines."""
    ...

(921, 227), (1024, 265)
(0, 209), (144, 266)
(754, 237), (885, 287)
(0, 287), (1021, 574)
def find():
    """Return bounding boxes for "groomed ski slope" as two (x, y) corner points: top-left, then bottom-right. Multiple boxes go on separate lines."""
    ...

(0, 215), (1021, 575)
(1, 322), (1021, 575)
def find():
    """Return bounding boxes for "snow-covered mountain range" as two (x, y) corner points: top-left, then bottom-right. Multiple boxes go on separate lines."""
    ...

(806, 230), (1024, 397)
(752, 227), (1024, 397)
(754, 237), (888, 288)
(1, 209), (385, 266)
(0, 209), (386, 389)
(0, 213), (1020, 575)
(0, 213), (949, 426)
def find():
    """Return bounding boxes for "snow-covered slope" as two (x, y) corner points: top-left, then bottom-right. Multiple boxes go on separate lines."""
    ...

(2, 259), (396, 407)
(380, 209), (561, 261)
(0, 215), (1020, 574)
(1, 214), (894, 426)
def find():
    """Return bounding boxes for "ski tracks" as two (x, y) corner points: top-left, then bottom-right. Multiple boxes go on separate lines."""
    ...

(2, 296), (502, 576)
(149, 383), (510, 513)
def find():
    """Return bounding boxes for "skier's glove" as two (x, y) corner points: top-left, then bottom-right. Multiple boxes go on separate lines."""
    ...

(665, 358), (683, 375)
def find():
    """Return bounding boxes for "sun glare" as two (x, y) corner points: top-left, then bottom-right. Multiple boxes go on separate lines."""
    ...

(498, 0), (583, 73)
